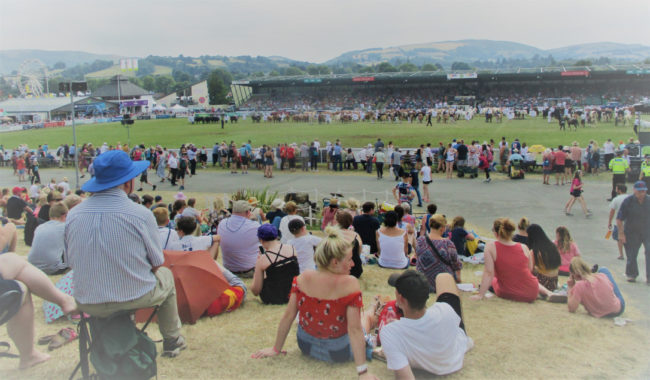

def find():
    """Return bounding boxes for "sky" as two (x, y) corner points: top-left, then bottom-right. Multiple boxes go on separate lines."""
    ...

(1, 0), (649, 63)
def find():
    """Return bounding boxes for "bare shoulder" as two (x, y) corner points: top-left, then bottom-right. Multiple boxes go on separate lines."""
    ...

(339, 274), (361, 294)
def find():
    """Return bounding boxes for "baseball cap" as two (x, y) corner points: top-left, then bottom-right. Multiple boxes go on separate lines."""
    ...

(388, 270), (429, 307)
(633, 181), (648, 192)
(232, 200), (252, 213)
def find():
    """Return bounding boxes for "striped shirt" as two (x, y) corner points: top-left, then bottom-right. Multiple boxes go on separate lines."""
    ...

(64, 187), (164, 304)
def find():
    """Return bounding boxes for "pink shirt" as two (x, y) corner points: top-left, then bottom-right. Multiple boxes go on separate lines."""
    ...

(554, 241), (580, 266)
(570, 178), (581, 192)
(569, 274), (621, 318)
(553, 151), (566, 165)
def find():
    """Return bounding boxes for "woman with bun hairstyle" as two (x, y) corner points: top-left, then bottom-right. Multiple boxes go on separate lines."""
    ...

(252, 226), (377, 380)
(512, 217), (530, 247)
(472, 218), (557, 302)
(526, 224), (561, 291)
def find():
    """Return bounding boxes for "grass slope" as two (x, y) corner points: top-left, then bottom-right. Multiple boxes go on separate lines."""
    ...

(1, 117), (638, 150)
(0, 191), (647, 379)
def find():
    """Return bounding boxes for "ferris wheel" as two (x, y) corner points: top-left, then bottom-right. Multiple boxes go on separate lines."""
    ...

(16, 59), (48, 97)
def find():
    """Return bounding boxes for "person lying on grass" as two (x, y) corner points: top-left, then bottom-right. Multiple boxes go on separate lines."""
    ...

(252, 226), (378, 380)
(567, 257), (625, 318)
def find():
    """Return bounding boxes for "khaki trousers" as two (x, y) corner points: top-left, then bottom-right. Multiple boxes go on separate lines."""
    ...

(79, 267), (181, 341)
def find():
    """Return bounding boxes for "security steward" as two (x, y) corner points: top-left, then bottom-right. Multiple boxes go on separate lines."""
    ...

(608, 150), (629, 200)
(640, 154), (650, 190)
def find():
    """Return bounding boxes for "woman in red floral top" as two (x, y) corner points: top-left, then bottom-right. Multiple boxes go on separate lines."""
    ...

(252, 226), (377, 379)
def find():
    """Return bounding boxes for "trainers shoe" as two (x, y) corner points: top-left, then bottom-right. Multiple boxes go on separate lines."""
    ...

(152, 185), (157, 191)
(548, 290), (568, 303)
(162, 335), (187, 358)
(179, 186), (184, 190)
(137, 188), (143, 192)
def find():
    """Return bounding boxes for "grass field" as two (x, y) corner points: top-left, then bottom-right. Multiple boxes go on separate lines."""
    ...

(1, 191), (648, 379)
(0, 117), (639, 151)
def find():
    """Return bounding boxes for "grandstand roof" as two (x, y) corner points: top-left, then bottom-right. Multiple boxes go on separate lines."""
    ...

(243, 63), (650, 86)
(92, 76), (148, 98)
(0, 96), (106, 113)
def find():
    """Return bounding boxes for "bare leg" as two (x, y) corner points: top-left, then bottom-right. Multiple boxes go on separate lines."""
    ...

(565, 198), (576, 213)
(577, 197), (589, 215)
(7, 284), (51, 369)
(0, 253), (77, 314)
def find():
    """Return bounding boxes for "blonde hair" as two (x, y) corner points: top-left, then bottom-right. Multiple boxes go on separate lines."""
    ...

(429, 214), (447, 230)
(37, 193), (48, 206)
(518, 217), (530, 231)
(569, 257), (594, 282)
(493, 218), (516, 240)
(347, 198), (359, 210)
(63, 194), (82, 210)
(153, 207), (170, 226)
(285, 201), (298, 214)
(213, 197), (225, 212)
(314, 226), (351, 269)
(49, 202), (68, 219)
(556, 226), (572, 253)
(451, 216), (465, 229)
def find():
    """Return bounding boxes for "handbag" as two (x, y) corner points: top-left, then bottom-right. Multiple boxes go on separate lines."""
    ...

(424, 236), (458, 282)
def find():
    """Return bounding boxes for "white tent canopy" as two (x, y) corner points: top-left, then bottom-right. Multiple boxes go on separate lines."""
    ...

(170, 104), (188, 113)
(152, 104), (167, 111)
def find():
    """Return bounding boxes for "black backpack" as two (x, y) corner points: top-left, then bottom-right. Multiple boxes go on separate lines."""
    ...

(71, 311), (157, 380)
(24, 212), (45, 247)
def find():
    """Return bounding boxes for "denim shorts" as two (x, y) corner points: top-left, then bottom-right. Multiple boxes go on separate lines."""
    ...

(296, 325), (353, 363)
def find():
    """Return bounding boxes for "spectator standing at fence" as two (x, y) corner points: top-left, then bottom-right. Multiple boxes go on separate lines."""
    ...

(300, 142), (309, 171)
(309, 141), (319, 172)
(373, 147), (386, 180)
(603, 139), (615, 171)
(391, 148), (402, 181)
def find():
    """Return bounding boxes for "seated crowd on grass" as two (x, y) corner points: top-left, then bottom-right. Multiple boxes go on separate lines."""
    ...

(0, 149), (632, 378)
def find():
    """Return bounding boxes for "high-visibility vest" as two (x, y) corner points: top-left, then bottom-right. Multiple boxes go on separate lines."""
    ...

(609, 158), (628, 174)
(642, 161), (650, 177)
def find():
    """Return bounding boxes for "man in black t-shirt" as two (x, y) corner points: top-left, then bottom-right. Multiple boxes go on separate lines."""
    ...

(6, 187), (32, 223)
(352, 202), (381, 254)
(456, 140), (468, 166)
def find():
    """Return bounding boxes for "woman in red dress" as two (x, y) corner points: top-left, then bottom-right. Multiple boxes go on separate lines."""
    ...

(471, 218), (558, 302)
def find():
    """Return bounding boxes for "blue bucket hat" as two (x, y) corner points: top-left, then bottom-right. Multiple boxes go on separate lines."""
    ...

(81, 150), (150, 192)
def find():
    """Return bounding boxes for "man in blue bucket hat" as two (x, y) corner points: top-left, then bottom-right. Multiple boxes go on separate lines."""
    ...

(64, 150), (187, 357)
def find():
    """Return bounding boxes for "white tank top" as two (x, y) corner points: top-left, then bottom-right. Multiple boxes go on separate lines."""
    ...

(378, 230), (408, 269)
(446, 149), (455, 161)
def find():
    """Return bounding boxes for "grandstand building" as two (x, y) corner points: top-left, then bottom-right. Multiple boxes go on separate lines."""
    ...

(235, 64), (650, 111)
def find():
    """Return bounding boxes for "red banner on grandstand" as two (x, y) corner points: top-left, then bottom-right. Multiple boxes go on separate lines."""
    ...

(352, 76), (375, 82)
(43, 121), (66, 128)
(561, 71), (589, 77)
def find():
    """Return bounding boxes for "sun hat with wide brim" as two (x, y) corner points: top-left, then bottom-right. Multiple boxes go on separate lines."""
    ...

(81, 150), (150, 192)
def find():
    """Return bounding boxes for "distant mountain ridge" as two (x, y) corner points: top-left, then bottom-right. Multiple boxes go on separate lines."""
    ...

(325, 40), (650, 66)
(0, 49), (120, 74)
(1, 40), (649, 75)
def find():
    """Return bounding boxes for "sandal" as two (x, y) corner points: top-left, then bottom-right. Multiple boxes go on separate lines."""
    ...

(372, 347), (386, 363)
(48, 327), (78, 351)
(38, 335), (56, 345)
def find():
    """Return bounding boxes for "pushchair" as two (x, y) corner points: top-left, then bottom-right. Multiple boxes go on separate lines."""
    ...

(508, 159), (525, 179)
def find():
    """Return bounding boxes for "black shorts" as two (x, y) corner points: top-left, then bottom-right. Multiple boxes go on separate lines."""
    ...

(0, 275), (23, 326)
(423, 180), (432, 184)
(554, 165), (564, 173)
(177, 170), (186, 179)
(240, 156), (249, 165)
(140, 172), (148, 182)
(436, 292), (465, 332)
(571, 189), (582, 197)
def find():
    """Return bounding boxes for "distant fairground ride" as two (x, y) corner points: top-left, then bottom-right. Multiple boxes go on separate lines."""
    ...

(16, 59), (48, 97)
